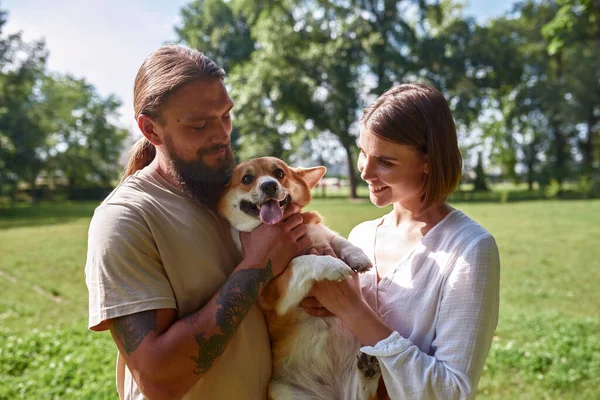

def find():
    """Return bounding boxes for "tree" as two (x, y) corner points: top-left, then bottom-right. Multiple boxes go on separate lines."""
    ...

(41, 75), (128, 192)
(0, 10), (48, 203)
(543, 0), (600, 177)
(473, 151), (489, 191)
(1, 6), (127, 203)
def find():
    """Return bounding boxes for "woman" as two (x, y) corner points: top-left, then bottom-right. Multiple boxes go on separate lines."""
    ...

(304, 83), (500, 399)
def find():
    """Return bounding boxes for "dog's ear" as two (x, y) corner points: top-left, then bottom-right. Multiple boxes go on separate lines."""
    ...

(293, 166), (327, 189)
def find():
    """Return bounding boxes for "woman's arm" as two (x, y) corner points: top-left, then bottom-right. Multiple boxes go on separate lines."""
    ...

(312, 234), (500, 399)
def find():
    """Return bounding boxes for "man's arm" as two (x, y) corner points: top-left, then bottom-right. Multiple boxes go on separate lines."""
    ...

(108, 206), (309, 400)
(108, 259), (272, 400)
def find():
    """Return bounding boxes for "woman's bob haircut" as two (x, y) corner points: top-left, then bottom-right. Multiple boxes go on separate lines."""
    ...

(360, 83), (462, 212)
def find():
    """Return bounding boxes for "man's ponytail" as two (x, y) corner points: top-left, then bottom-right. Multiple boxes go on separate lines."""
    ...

(120, 138), (156, 183)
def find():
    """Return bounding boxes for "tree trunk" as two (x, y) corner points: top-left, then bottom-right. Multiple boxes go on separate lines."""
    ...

(551, 121), (567, 188)
(581, 112), (597, 177)
(30, 178), (38, 205)
(527, 161), (535, 191)
(526, 142), (536, 191)
(343, 143), (358, 199)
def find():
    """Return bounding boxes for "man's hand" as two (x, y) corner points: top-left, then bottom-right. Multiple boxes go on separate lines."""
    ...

(239, 203), (311, 277)
(300, 295), (334, 317)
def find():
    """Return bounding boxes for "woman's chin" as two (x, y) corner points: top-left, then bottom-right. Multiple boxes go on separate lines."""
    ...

(369, 193), (391, 208)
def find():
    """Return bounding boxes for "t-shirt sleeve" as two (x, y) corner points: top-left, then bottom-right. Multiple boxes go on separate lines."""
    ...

(85, 203), (177, 331)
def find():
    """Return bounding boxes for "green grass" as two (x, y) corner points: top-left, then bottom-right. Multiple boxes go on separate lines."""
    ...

(1, 199), (599, 399)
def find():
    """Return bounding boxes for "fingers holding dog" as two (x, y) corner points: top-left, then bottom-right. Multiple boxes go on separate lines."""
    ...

(240, 205), (309, 277)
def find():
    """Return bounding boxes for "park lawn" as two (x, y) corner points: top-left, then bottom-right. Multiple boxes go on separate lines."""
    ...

(1, 199), (599, 399)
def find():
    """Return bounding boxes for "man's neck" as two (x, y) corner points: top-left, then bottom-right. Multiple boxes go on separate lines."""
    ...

(148, 153), (182, 191)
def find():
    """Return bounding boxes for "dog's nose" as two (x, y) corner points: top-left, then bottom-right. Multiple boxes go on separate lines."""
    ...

(261, 181), (278, 196)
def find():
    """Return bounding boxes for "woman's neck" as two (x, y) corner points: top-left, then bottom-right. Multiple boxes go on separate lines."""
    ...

(389, 201), (453, 231)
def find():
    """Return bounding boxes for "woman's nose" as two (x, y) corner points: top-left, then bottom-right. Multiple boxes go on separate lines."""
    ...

(359, 157), (375, 181)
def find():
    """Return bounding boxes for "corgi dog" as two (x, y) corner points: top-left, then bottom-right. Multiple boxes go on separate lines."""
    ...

(218, 157), (381, 400)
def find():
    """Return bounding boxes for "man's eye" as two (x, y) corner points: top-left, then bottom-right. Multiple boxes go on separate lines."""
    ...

(242, 175), (254, 185)
(273, 168), (284, 179)
(222, 113), (231, 120)
(193, 123), (207, 130)
(378, 158), (392, 166)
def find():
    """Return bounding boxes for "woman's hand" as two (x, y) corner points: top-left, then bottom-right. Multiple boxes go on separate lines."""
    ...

(301, 249), (393, 346)
(309, 270), (366, 319)
(300, 245), (367, 319)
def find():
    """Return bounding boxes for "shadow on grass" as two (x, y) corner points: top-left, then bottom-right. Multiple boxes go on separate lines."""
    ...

(312, 189), (598, 203)
(0, 202), (100, 229)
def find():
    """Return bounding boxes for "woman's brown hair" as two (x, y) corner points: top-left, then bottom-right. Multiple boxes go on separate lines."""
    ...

(360, 83), (462, 211)
(120, 44), (225, 182)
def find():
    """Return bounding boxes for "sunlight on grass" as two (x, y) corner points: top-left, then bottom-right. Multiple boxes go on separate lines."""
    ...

(1, 199), (599, 398)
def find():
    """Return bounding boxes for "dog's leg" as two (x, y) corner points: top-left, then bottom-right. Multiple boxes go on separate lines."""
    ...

(305, 221), (373, 273)
(331, 235), (372, 273)
(355, 352), (382, 400)
(275, 254), (352, 316)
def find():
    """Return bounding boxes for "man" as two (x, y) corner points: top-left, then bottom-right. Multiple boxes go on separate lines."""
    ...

(85, 44), (310, 399)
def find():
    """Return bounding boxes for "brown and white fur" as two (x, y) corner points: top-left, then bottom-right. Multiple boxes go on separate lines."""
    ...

(218, 157), (381, 400)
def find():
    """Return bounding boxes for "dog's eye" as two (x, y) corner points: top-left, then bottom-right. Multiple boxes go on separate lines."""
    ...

(273, 168), (284, 179)
(242, 174), (254, 185)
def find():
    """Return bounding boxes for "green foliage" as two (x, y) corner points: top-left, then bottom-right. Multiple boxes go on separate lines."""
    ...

(174, 0), (600, 195)
(484, 314), (600, 397)
(41, 75), (128, 189)
(544, 179), (562, 199)
(0, 328), (116, 400)
(0, 6), (128, 203)
(577, 175), (593, 198)
(542, 0), (600, 55)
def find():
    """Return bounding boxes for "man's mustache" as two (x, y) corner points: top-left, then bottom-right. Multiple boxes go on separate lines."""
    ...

(197, 144), (230, 157)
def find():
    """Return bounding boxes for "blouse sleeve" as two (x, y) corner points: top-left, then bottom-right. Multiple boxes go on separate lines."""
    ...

(360, 233), (500, 399)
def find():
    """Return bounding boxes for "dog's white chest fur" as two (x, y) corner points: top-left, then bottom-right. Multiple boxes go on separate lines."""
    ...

(229, 223), (380, 400)
(218, 156), (380, 399)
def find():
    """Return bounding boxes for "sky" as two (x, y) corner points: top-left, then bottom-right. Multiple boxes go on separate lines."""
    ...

(2, 0), (519, 138)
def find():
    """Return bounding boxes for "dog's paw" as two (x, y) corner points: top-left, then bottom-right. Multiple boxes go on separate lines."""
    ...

(313, 255), (353, 282)
(343, 250), (373, 273)
(357, 352), (380, 378)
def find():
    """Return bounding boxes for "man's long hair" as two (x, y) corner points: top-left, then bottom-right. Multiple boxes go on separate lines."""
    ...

(121, 45), (225, 183)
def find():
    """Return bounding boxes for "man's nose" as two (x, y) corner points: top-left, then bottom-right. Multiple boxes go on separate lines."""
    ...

(212, 122), (230, 145)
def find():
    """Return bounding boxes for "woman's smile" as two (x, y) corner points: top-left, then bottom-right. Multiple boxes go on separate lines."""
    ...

(368, 184), (389, 193)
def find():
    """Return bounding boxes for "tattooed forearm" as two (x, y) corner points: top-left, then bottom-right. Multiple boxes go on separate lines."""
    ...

(190, 261), (273, 374)
(111, 310), (157, 354)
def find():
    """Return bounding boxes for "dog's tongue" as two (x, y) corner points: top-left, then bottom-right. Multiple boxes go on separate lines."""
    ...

(259, 200), (283, 225)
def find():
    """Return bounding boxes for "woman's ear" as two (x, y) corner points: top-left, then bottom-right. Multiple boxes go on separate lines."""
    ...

(137, 114), (163, 146)
(423, 154), (429, 174)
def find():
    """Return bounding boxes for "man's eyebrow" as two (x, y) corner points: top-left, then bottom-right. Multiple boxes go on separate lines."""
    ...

(180, 104), (234, 123)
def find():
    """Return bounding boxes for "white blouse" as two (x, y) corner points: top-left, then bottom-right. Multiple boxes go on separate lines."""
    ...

(350, 209), (500, 400)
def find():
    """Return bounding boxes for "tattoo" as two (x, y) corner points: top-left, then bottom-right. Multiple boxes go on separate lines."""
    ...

(190, 260), (273, 374)
(111, 310), (157, 354)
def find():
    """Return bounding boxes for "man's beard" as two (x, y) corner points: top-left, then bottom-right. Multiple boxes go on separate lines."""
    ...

(164, 137), (236, 208)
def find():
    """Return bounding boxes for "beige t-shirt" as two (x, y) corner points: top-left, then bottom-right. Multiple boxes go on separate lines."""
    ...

(85, 166), (271, 400)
